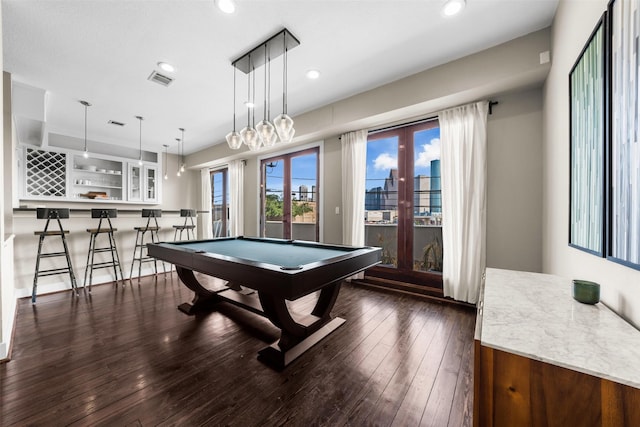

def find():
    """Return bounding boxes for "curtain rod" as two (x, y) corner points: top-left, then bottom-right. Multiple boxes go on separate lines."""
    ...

(339, 100), (499, 140)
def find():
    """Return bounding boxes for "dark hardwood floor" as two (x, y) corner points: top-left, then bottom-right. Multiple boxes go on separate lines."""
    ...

(1, 273), (475, 426)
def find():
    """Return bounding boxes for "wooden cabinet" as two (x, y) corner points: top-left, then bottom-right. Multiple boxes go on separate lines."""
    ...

(474, 269), (640, 427)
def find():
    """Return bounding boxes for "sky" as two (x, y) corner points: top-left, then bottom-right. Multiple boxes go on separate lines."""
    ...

(366, 127), (440, 191)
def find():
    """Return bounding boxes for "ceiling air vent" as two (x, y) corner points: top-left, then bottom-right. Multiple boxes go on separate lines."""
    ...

(108, 120), (125, 127)
(148, 70), (174, 87)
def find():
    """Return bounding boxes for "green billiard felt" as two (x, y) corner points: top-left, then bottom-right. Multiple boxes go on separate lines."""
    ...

(180, 239), (352, 269)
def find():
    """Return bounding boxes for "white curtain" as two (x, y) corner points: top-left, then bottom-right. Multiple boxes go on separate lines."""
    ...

(341, 130), (368, 247)
(199, 168), (213, 239)
(228, 159), (245, 237)
(439, 101), (489, 304)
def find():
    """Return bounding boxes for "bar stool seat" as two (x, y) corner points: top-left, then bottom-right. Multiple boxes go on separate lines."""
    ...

(32, 208), (79, 303)
(130, 209), (165, 281)
(84, 208), (125, 290)
(173, 209), (196, 241)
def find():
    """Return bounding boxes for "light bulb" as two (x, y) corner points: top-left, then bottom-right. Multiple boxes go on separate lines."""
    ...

(274, 114), (295, 143)
(226, 130), (243, 150)
(180, 164), (185, 173)
(215, 0), (235, 14)
(177, 171), (181, 177)
(164, 173), (168, 180)
(241, 126), (261, 151)
(83, 151), (89, 159)
(138, 159), (143, 166)
(256, 120), (277, 147)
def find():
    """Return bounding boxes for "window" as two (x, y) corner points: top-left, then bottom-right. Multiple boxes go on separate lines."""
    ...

(364, 119), (442, 289)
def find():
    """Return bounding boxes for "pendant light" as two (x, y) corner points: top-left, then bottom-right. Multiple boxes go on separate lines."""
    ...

(136, 116), (144, 165)
(163, 144), (169, 180)
(80, 100), (91, 158)
(226, 64), (243, 149)
(256, 44), (277, 148)
(273, 31), (294, 143)
(176, 138), (181, 177)
(240, 55), (261, 151)
(179, 128), (186, 173)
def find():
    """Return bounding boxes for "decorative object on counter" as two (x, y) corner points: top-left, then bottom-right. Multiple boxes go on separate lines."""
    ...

(80, 100), (91, 159)
(80, 191), (108, 199)
(572, 279), (600, 304)
(32, 208), (79, 303)
(226, 28), (299, 150)
(136, 115), (144, 165)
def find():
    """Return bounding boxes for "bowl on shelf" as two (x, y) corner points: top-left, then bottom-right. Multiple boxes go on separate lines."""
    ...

(572, 280), (600, 304)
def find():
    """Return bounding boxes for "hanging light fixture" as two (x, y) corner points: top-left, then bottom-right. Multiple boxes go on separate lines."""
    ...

(80, 100), (91, 158)
(227, 29), (300, 151)
(179, 128), (186, 172)
(175, 138), (181, 177)
(163, 144), (169, 180)
(226, 65), (243, 149)
(136, 116), (144, 165)
(273, 31), (295, 144)
(256, 44), (277, 148)
(240, 55), (261, 151)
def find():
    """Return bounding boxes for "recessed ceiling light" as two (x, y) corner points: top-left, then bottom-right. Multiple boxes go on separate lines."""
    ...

(157, 62), (175, 73)
(442, 0), (465, 17)
(305, 69), (321, 80)
(216, 0), (236, 14)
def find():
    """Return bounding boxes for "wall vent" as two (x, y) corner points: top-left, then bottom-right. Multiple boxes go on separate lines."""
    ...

(148, 71), (174, 87)
(108, 120), (126, 127)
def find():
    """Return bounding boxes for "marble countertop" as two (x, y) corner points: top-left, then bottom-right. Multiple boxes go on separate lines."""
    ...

(481, 268), (640, 389)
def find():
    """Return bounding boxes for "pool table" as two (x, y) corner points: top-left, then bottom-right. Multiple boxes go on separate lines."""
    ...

(147, 236), (381, 369)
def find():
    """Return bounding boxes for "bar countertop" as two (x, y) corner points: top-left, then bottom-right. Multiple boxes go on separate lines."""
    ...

(481, 268), (640, 389)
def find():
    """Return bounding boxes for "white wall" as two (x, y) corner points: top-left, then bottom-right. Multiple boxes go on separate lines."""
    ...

(543, 0), (640, 328)
(487, 88), (543, 272)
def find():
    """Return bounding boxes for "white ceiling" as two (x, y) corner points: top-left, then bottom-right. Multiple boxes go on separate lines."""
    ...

(2, 0), (559, 156)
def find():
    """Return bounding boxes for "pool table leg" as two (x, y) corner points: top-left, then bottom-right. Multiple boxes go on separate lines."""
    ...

(257, 281), (345, 369)
(175, 266), (220, 314)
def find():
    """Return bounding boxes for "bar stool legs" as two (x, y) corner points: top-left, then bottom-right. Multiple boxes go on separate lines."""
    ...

(83, 209), (125, 291)
(130, 209), (165, 282)
(31, 208), (79, 303)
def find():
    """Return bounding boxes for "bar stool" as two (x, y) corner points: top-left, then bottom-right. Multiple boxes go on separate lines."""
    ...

(173, 209), (196, 241)
(84, 208), (125, 291)
(32, 208), (79, 303)
(130, 208), (165, 280)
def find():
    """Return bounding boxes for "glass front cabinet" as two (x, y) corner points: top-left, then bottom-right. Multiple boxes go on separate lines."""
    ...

(127, 163), (159, 203)
(20, 145), (161, 204)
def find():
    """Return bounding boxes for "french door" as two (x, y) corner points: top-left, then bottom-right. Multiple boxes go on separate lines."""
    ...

(364, 120), (443, 290)
(261, 147), (319, 241)
(210, 168), (228, 237)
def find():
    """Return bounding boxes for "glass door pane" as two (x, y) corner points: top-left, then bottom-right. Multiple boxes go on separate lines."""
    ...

(364, 135), (399, 268)
(263, 159), (285, 239)
(291, 152), (318, 241)
(211, 169), (228, 237)
(129, 164), (141, 201)
(412, 127), (442, 273)
(144, 166), (157, 201)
